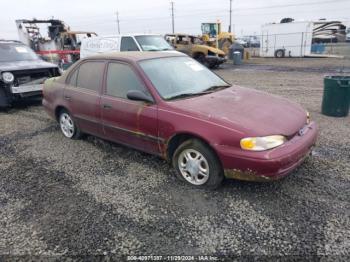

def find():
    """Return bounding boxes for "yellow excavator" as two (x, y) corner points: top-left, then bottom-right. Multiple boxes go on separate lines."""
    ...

(201, 22), (235, 55)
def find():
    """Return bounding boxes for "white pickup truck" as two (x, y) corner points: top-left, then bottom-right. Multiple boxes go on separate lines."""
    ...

(80, 34), (175, 58)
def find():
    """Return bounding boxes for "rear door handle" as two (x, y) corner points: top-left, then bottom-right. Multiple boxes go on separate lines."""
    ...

(103, 104), (112, 109)
(64, 95), (71, 100)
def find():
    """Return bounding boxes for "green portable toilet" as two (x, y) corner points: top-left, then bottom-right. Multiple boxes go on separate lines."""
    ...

(321, 76), (350, 117)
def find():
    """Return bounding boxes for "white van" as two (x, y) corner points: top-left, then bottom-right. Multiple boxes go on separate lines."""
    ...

(80, 34), (175, 58)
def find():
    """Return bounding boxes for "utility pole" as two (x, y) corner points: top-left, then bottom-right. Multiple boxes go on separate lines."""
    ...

(229, 0), (232, 33)
(115, 11), (120, 34)
(170, 1), (175, 33)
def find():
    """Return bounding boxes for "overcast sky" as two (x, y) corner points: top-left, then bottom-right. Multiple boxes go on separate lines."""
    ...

(1, 0), (349, 39)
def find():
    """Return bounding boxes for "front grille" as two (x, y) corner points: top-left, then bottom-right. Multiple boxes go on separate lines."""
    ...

(12, 69), (58, 86)
(17, 76), (31, 85)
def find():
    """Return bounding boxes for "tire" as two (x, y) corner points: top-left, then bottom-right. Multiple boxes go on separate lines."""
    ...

(208, 63), (218, 69)
(172, 139), (224, 189)
(58, 109), (82, 139)
(0, 88), (12, 108)
(275, 49), (285, 58)
(194, 53), (208, 67)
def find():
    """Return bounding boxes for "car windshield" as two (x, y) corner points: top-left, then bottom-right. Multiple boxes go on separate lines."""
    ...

(135, 35), (173, 51)
(139, 57), (230, 100)
(0, 43), (39, 62)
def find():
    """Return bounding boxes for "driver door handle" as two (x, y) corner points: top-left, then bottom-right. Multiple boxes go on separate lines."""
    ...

(103, 104), (112, 109)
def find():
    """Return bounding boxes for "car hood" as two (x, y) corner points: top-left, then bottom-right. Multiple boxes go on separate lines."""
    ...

(0, 60), (58, 72)
(193, 45), (226, 56)
(167, 86), (307, 137)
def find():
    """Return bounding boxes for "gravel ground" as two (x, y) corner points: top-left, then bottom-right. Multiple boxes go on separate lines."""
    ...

(0, 58), (349, 260)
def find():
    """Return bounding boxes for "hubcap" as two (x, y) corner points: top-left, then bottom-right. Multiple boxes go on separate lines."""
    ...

(178, 149), (209, 185)
(59, 113), (75, 138)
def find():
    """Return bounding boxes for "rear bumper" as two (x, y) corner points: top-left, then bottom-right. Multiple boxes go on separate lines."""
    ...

(216, 122), (318, 182)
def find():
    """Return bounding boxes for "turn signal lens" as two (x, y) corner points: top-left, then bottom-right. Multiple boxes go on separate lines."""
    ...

(240, 138), (256, 149)
(240, 135), (286, 151)
(306, 111), (311, 124)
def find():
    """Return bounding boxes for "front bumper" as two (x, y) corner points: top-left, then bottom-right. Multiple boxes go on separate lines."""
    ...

(216, 122), (318, 182)
(205, 55), (226, 65)
(11, 84), (43, 95)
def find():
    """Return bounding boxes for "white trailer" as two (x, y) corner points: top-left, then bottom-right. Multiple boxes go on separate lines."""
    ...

(260, 21), (313, 58)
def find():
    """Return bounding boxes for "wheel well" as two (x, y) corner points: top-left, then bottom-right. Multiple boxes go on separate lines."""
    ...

(55, 106), (66, 121)
(193, 52), (205, 59)
(166, 133), (216, 161)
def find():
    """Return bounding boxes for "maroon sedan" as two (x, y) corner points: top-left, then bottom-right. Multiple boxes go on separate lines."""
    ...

(43, 52), (317, 188)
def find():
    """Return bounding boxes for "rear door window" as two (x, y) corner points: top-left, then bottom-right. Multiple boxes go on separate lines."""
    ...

(106, 62), (146, 99)
(76, 61), (105, 92)
(120, 37), (140, 51)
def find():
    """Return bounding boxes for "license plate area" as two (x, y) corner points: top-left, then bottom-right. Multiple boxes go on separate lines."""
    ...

(11, 84), (43, 94)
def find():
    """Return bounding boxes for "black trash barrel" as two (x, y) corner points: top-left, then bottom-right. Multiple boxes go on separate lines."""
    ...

(321, 76), (350, 117)
(229, 43), (244, 60)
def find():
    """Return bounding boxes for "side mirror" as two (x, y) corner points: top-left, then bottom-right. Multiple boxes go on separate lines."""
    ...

(127, 90), (154, 103)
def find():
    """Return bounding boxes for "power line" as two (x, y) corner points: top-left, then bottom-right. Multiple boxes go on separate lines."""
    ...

(65, 0), (348, 24)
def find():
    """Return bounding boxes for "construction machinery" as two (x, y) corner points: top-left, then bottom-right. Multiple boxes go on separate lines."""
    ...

(15, 19), (97, 68)
(165, 33), (226, 68)
(201, 22), (235, 55)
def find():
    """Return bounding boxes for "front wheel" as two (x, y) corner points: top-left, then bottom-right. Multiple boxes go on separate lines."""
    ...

(172, 139), (224, 189)
(194, 53), (209, 67)
(58, 109), (82, 139)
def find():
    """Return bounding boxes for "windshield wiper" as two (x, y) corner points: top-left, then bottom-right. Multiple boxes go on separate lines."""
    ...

(166, 85), (231, 101)
(166, 92), (210, 100)
(203, 85), (231, 92)
(146, 48), (173, 51)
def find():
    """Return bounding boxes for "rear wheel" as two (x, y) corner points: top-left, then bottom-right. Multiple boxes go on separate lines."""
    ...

(173, 139), (224, 189)
(275, 49), (285, 58)
(58, 109), (82, 139)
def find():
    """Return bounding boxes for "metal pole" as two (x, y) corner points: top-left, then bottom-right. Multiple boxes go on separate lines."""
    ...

(216, 21), (219, 50)
(171, 2), (175, 34)
(116, 11), (120, 34)
(229, 0), (232, 33)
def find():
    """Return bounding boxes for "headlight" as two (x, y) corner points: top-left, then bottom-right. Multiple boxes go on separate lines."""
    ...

(2, 72), (14, 84)
(240, 135), (286, 151)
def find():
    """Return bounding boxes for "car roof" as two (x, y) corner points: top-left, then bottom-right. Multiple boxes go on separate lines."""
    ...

(84, 51), (187, 62)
